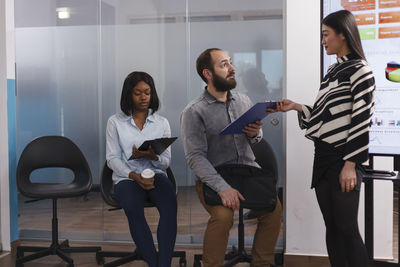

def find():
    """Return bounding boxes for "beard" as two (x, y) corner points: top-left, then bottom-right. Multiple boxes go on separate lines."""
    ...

(211, 71), (237, 92)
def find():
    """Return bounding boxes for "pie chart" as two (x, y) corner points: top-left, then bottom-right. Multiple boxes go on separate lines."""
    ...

(386, 61), (400, 82)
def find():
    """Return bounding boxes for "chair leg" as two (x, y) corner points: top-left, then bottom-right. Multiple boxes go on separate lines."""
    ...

(62, 245), (101, 253)
(96, 249), (186, 267)
(103, 250), (140, 267)
(193, 254), (202, 267)
(17, 245), (49, 256)
(222, 255), (242, 267)
(225, 246), (238, 260)
(173, 250), (187, 267)
(16, 247), (52, 265)
(16, 199), (101, 266)
(96, 250), (136, 266)
(97, 250), (133, 259)
(60, 239), (70, 247)
(222, 247), (252, 267)
(56, 248), (74, 265)
(95, 249), (140, 267)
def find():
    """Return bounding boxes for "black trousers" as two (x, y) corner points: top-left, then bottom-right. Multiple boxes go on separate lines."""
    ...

(315, 166), (368, 267)
(313, 140), (368, 267)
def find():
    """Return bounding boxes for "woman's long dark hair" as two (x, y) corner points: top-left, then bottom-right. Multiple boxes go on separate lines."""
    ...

(322, 10), (366, 61)
(120, 71), (160, 116)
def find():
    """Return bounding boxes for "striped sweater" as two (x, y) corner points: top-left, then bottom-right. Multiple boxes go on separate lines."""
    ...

(299, 53), (375, 163)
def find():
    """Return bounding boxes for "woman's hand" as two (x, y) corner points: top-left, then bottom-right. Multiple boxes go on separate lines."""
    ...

(339, 161), (357, 192)
(129, 171), (155, 190)
(131, 145), (159, 161)
(267, 99), (302, 113)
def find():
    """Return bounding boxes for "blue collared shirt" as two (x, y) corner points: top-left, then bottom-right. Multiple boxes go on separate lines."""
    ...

(106, 111), (171, 184)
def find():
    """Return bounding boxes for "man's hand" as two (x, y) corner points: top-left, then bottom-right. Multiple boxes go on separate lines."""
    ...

(129, 171), (155, 190)
(131, 145), (158, 161)
(218, 187), (245, 210)
(242, 121), (263, 138)
(339, 161), (357, 192)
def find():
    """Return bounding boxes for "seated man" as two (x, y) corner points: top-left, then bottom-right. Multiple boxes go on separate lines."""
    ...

(181, 48), (282, 267)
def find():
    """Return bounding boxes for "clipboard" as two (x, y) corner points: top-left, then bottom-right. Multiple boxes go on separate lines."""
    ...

(219, 101), (277, 135)
(128, 137), (178, 160)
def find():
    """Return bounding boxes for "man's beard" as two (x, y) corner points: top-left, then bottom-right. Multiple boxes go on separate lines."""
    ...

(212, 71), (237, 92)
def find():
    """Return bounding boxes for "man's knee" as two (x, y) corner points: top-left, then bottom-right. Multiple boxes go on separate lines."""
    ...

(257, 198), (283, 223)
(209, 207), (234, 229)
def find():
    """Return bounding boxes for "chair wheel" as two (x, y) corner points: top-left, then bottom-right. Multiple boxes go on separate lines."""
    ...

(96, 254), (105, 265)
(179, 257), (187, 267)
(16, 248), (24, 259)
(193, 259), (201, 267)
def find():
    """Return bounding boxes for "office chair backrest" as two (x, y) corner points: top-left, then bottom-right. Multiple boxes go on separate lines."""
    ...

(100, 161), (177, 209)
(16, 135), (92, 199)
(251, 138), (278, 178)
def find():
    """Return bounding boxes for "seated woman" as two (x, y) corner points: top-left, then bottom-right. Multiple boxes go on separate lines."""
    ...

(106, 71), (177, 267)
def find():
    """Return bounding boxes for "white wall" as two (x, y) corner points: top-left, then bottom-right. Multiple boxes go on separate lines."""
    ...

(0, 0), (11, 252)
(284, 0), (325, 256)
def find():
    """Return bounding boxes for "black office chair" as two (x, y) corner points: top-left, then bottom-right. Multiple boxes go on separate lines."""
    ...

(16, 136), (101, 267)
(193, 138), (281, 267)
(96, 162), (187, 267)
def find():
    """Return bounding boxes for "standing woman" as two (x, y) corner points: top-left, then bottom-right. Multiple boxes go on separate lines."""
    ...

(106, 71), (177, 267)
(271, 10), (375, 267)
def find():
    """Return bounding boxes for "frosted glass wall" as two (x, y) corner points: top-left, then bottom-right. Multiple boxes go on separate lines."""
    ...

(15, 0), (283, 244)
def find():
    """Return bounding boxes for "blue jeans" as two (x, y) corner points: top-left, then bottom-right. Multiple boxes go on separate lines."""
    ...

(114, 173), (177, 267)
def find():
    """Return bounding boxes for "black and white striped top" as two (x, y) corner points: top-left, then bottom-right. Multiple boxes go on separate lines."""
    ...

(299, 53), (375, 163)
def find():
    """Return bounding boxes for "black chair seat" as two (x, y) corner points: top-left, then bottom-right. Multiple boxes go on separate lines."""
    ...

(21, 183), (90, 199)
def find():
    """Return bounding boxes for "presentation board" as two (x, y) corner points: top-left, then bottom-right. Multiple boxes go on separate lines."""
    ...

(322, 0), (400, 155)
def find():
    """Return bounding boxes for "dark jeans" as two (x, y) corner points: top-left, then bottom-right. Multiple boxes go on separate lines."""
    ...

(114, 173), (177, 267)
(315, 168), (368, 267)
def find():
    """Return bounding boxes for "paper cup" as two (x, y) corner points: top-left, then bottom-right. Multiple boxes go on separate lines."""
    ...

(141, 169), (155, 183)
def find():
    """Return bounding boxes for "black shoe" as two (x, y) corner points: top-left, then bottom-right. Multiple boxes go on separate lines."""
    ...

(244, 210), (258, 220)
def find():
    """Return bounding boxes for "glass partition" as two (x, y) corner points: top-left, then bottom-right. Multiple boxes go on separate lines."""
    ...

(15, 0), (283, 247)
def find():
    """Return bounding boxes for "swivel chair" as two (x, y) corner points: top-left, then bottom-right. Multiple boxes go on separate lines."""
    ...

(16, 136), (101, 267)
(193, 138), (281, 267)
(96, 162), (187, 267)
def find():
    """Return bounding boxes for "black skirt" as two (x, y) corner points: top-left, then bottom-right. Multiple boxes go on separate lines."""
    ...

(312, 140), (363, 190)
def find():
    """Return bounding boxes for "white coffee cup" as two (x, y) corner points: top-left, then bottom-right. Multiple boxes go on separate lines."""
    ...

(141, 168), (155, 183)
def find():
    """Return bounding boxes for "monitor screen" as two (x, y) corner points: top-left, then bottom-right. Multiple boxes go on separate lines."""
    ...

(322, 0), (400, 155)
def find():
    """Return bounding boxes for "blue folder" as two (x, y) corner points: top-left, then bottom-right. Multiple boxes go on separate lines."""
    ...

(219, 101), (277, 135)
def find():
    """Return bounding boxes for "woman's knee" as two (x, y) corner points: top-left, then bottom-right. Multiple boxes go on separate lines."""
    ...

(122, 204), (146, 220)
(157, 198), (177, 219)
